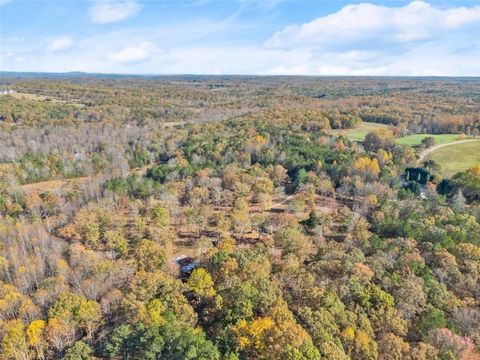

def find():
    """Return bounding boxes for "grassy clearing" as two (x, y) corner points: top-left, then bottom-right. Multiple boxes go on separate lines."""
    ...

(428, 141), (480, 177)
(333, 122), (469, 148)
(396, 134), (466, 146)
(332, 122), (390, 141)
(21, 178), (89, 193)
(2, 92), (84, 107)
(6, 92), (46, 101)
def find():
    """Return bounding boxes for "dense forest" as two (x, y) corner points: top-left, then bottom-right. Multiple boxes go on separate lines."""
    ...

(0, 75), (479, 359)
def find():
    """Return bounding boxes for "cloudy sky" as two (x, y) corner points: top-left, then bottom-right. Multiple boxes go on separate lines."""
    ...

(1, 0), (480, 75)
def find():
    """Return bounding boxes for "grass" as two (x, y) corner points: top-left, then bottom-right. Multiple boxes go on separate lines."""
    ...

(2, 92), (84, 107)
(396, 134), (465, 146)
(332, 122), (390, 141)
(21, 178), (87, 193)
(333, 122), (469, 148)
(427, 141), (480, 177)
(7, 92), (46, 101)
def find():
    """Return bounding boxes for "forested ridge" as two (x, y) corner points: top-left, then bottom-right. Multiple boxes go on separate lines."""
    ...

(0, 76), (479, 360)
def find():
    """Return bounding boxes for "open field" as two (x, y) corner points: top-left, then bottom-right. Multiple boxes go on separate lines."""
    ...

(332, 122), (390, 141)
(427, 141), (480, 177)
(20, 177), (90, 193)
(396, 133), (467, 146)
(0, 92), (45, 101)
(1, 91), (84, 106)
(333, 123), (472, 150)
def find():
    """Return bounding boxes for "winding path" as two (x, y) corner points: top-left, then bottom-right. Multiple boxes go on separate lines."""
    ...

(270, 195), (294, 210)
(418, 139), (480, 161)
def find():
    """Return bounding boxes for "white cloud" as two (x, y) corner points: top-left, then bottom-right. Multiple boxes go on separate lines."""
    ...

(3, 1), (480, 76)
(89, 0), (141, 24)
(48, 36), (74, 52)
(108, 41), (157, 64)
(191, 0), (283, 9)
(258, 1), (480, 76)
(267, 1), (480, 49)
(0, 0), (12, 6)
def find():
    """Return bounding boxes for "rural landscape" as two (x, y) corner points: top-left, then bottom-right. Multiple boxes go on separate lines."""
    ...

(2, 0), (480, 359)
(0, 75), (479, 359)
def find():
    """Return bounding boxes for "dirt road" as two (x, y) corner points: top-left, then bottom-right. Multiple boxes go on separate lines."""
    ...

(270, 195), (294, 209)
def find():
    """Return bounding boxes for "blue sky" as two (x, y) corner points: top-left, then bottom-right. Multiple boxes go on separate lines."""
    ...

(1, 0), (480, 75)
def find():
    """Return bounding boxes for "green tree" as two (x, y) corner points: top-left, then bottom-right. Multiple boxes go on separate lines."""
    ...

(421, 136), (436, 148)
(106, 323), (220, 360)
(134, 239), (166, 271)
(105, 230), (129, 258)
(62, 341), (93, 360)
(274, 226), (313, 261)
(105, 325), (134, 359)
(294, 168), (308, 190)
(417, 306), (446, 339)
(188, 268), (216, 298)
(48, 292), (101, 338)
(151, 206), (170, 228)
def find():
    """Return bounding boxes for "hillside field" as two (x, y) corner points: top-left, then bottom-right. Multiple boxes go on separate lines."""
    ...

(396, 133), (466, 146)
(332, 121), (390, 141)
(335, 123), (465, 147)
(427, 141), (480, 177)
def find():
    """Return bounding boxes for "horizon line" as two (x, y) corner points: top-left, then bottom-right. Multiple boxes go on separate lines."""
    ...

(2, 70), (480, 79)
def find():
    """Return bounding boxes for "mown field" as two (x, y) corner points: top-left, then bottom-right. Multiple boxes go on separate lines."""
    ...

(335, 122), (464, 146)
(396, 133), (465, 146)
(428, 141), (480, 177)
(334, 122), (468, 146)
(332, 122), (390, 141)
(333, 122), (480, 177)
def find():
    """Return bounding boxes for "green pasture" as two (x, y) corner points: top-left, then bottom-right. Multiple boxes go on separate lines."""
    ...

(427, 141), (480, 177)
(332, 122), (390, 142)
(396, 134), (465, 146)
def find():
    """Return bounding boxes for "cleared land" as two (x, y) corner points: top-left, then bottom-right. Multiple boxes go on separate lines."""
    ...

(333, 123), (464, 146)
(427, 141), (480, 177)
(419, 139), (480, 161)
(1, 92), (86, 108)
(396, 134), (466, 146)
(332, 122), (390, 141)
